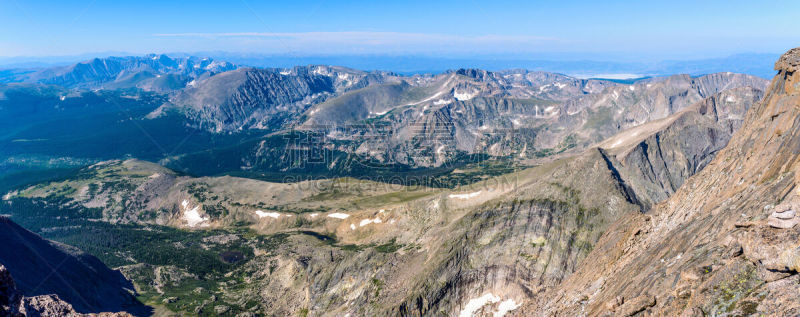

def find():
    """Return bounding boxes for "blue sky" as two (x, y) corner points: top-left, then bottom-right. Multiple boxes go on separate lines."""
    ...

(1, 0), (799, 60)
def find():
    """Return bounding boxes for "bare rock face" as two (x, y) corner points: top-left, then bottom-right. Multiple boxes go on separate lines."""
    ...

(19, 294), (80, 317)
(775, 47), (800, 72)
(615, 294), (656, 317)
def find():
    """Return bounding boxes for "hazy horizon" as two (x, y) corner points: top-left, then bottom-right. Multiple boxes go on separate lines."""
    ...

(2, 0), (798, 59)
(0, 50), (783, 79)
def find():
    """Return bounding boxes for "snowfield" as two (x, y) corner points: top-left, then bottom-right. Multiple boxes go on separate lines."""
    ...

(459, 293), (520, 317)
(327, 213), (351, 219)
(254, 210), (281, 219)
(181, 200), (209, 227)
(449, 191), (482, 199)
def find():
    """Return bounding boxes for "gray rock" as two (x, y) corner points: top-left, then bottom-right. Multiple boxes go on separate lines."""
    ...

(767, 217), (799, 229)
(775, 47), (800, 72)
(768, 203), (799, 228)
(771, 202), (797, 219)
(214, 305), (230, 314)
(772, 209), (796, 220)
(616, 294), (656, 317)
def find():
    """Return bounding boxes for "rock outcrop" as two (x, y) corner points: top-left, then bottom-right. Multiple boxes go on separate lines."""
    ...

(1, 264), (136, 317)
(0, 217), (148, 316)
(775, 47), (800, 72)
(1, 263), (75, 317)
(767, 201), (800, 229)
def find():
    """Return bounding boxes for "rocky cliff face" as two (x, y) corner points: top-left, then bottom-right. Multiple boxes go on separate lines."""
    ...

(166, 67), (335, 132)
(0, 217), (147, 316)
(597, 86), (764, 210)
(389, 150), (640, 316)
(1, 264), (88, 317)
(162, 65), (401, 132)
(519, 47), (800, 316)
(1, 264), (137, 317)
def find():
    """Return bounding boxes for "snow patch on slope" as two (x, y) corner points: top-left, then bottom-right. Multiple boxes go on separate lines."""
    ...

(370, 109), (389, 116)
(255, 210), (281, 219)
(454, 90), (477, 101)
(495, 299), (521, 316)
(181, 200), (209, 227)
(359, 217), (382, 227)
(414, 91), (445, 105)
(327, 213), (351, 219)
(433, 99), (452, 105)
(459, 293), (521, 317)
(449, 191), (482, 199)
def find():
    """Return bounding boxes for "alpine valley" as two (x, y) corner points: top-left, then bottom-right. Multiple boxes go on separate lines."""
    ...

(2, 47), (799, 317)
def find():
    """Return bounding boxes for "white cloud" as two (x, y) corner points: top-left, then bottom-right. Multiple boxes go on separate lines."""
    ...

(153, 31), (555, 43)
(150, 31), (558, 55)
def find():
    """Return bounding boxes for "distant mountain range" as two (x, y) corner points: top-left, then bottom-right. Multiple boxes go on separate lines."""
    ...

(0, 54), (770, 184)
(0, 52), (781, 78)
(0, 54), (236, 91)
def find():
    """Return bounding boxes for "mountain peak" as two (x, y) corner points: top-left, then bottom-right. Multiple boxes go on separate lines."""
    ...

(452, 68), (493, 79)
(775, 47), (800, 72)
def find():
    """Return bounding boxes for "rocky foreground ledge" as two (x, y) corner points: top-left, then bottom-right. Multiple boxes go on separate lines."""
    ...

(0, 264), (133, 317)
